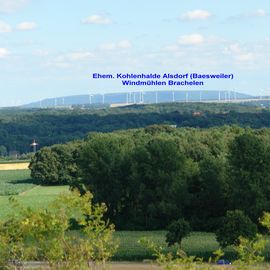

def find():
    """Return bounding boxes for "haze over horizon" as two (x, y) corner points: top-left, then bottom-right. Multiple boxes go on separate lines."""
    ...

(0, 0), (269, 106)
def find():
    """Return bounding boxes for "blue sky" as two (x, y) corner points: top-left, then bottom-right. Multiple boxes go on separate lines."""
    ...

(0, 0), (269, 106)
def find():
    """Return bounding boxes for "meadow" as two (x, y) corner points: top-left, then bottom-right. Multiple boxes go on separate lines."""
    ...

(0, 169), (35, 195)
(0, 160), (31, 164)
(0, 169), (68, 219)
(1, 169), (270, 263)
(113, 231), (223, 261)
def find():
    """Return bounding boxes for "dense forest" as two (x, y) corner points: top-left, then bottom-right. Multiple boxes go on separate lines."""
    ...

(1, 102), (270, 154)
(30, 125), (270, 233)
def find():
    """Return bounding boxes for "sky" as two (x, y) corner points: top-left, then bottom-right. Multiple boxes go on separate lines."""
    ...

(0, 0), (270, 106)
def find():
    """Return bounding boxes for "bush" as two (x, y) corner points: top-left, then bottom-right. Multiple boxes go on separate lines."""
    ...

(166, 218), (191, 247)
(216, 210), (257, 248)
(0, 190), (117, 269)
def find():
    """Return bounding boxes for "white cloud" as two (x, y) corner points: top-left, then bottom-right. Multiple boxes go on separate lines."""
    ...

(0, 0), (29, 13)
(181, 9), (211, 20)
(82, 15), (112, 25)
(0, 48), (10, 58)
(99, 43), (115, 50)
(100, 40), (132, 50)
(236, 53), (255, 62)
(45, 51), (94, 69)
(225, 43), (256, 62)
(67, 52), (94, 61)
(34, 49), (49, 56)
(17, 21), (37, 31)
(253, 9), (267, 17)
(227, 9), (268, 22)
(163, 44), (180, 52)
(178, 34), (204, 45)
(52, 62), (72, 69)
(228, 43), (241, 54)
(0, 20), (11, 32)
(118, 40), (132, 49)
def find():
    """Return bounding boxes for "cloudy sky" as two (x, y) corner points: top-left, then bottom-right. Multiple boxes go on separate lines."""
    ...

(0, 0), (269, 106)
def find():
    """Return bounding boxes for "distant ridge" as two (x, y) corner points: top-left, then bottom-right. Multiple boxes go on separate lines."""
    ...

(22, 90), (252, 108)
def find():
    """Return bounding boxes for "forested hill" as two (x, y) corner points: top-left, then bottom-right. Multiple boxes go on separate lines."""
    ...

(1, 102), (270, 154)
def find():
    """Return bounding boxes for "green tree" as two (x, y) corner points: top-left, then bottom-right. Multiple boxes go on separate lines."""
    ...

(216, 210), (257, 248)
(29, 147), (60, 185)
(78, 133), (134, 222)
(29, 142), (82, 185)
(187, 155), (228, 230)
(128, 137), (189, 229)
(228, 133), (270, 220)
(0, 145), (7, 157)
(51, 142), (82, 185)
(166, 218), (191, 247)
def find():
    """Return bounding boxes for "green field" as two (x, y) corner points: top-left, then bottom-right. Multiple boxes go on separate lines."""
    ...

(1, 169), (270, 262)
(0, 160), (30, 164)
(113, 231), (228, 261)
(0, 170), (35, 195)
(0, 170), (69, 220)
(113, 231), (270, 262)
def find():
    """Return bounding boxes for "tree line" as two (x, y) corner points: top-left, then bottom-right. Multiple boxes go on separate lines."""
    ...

(2, 103), (270, 154)
(29, 125), (270, 232)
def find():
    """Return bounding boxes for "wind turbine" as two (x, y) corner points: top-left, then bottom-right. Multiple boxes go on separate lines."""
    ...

(89, 94), (94, 105)
(185, 92), (189, 103)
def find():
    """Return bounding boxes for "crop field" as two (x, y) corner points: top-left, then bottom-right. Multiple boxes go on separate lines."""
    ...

(0, 170), (35, 195)
(113, 231), (223, 261)
(0, 162), (29, 170)
(0, 169), (69, 220)
(113, 231), (270, 262)
(0, 160), (30, 164)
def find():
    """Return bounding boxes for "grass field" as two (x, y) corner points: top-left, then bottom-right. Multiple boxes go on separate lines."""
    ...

(113, 231), (225, 261)
(0, 170), (35, 195)
(0, 169), (69, 220)
(113, 231), (270, 262)
(1, 169), (270, 263)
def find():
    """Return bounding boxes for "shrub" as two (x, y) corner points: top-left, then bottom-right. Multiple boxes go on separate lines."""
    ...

(0, 190), (117, 269)
(216, 210), (257, 248)
(166, 218), (191, 247)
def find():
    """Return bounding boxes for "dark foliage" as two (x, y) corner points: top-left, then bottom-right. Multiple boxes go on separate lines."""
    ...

(2, 103), (270, 154)
(216, 210), (257, 248)
(166, 219), (191, 247)
(29, 125), (270, 232)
